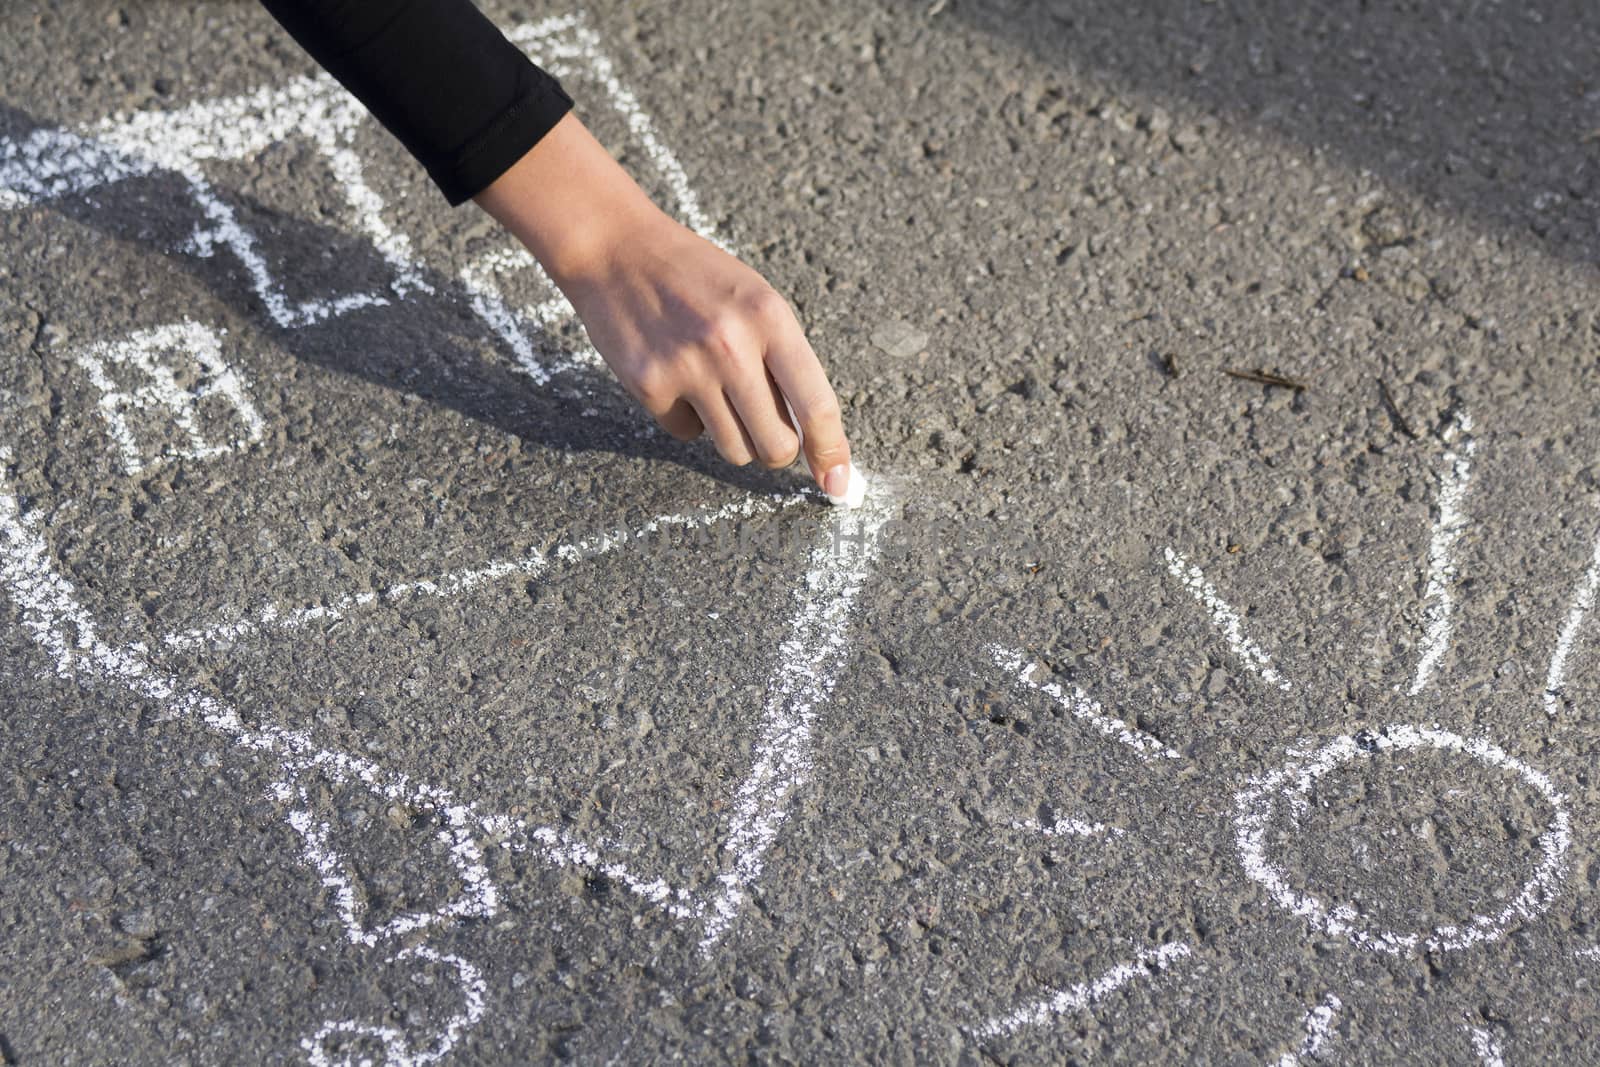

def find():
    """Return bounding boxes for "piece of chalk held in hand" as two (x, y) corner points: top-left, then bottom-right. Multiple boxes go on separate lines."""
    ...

(826, 463), (869, 508)
(782, 392), (868, 508)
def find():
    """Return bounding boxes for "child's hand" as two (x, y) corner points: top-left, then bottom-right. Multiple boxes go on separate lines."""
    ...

(476, 114), (853, 497)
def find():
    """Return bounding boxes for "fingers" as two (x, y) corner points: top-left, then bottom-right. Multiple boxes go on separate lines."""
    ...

(724, 369), (801, 469)
(655, 398), (703, 442)
(689, 390), (758, 466)
(763, 322), (850, 494)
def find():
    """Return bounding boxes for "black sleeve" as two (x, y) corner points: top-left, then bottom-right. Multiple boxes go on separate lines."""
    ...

(259, 0), (574, 206)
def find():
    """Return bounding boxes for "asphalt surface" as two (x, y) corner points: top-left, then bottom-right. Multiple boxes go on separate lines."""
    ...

(4, 1), (1600, 1063)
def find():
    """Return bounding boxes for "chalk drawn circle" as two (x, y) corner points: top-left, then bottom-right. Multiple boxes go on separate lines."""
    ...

(1232, 723), (1571, 955)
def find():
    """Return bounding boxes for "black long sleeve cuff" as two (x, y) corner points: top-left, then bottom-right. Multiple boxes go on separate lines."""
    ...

(260, 0), (573, 205)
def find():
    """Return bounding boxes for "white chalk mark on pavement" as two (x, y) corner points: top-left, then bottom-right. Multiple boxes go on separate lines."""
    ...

(1014, 816), (1126, 840)
(1466, 1025), (1506, 1067)
(1234, 724), (1569, 955)
(698, 487), (896, 949)
(303, 945), (485, 1067)
(1408, 409), (1476, 695)
(1163, 547), (1292, 691)
(988, 644), (1183, 762)
(72, 321), (264, 476)
(1544, 511), (1600, 716)
(972, 941), (1192, 1041)
(0, 449), (797, 1056)
(0, 75), (427, 327)
(1, 443), (897, 1051)
(157, 491), (812, 651)
(1273, 993), (1342, 1066)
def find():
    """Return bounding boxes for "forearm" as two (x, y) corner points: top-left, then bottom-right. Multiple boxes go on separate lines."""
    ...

(259, 0), (572, 205)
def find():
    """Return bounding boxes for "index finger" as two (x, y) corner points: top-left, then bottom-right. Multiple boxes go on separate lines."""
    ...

(765, 319), (851, 495)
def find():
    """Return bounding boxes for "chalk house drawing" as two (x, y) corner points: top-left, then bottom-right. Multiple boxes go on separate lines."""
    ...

(71, 320), (265, 475)
(979, 407), (1590, 1064)
(0, 14), (898, 1063)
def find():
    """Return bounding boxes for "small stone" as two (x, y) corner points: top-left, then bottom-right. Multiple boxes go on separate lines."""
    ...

(1171, 126), (1204, 153)
(1140, 107), (1173, 137)
(117, 910), (157, 939)
(869, 320), (929, 359)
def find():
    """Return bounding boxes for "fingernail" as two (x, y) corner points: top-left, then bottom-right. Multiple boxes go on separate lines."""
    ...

(823, 464), (849, 498)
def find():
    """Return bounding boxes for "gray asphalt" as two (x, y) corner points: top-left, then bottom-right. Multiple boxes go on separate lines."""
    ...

(3, 0), (1600, 1063)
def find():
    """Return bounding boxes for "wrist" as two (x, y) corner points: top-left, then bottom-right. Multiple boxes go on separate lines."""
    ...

(473, 112), (662, 292)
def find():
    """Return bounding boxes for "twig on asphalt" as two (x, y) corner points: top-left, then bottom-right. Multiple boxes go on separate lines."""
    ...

(1222, 367), (1308, 392)
(1377, 378), (1417, 439)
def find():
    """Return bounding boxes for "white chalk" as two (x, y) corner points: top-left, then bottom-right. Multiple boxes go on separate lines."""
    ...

(826, 463), (869, 509)
(780, 392), (866, 508)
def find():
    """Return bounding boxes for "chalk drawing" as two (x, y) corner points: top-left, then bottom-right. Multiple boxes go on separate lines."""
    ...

(1543, 510), (1600, 716)
(970, 403), (1588, 1052)
(971, 941), (1191, 1041)
(700, 488), (896, 948)
(0, 12), (899, 1060)
(5, 5), (1593, 1058)
(1409, 410), (1476, 695)
(303, 945), (485, 1067)
(1162, 546), (1292, 691)
(988, 644), (1183, 761)
(71, 320), (264, 475)
(1272, 993), (1341, 1066)
(1233, 724), (1570, 955)
(0, 75), (426, 327)
(157, 490), (812, 651)
(0, 446), (894, 1058)
(1013, 816), (1126, 840)
(1466, 1025), (1506, 1067)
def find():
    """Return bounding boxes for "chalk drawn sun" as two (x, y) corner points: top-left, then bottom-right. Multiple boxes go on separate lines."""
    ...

(975, 407), (1592, 1063)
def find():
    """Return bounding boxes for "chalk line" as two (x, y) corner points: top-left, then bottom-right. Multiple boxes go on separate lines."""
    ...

(303, 945), (485, 1067)
(1273, 993), (1342, 1066)
(0, 452), (708, 1058)
(457, 246), (602, 388)
(1543, 512), (1600, 716)
(157, 491), (812, 651)
(1234, 724), (1570, 955)
(972, 941), (1192, 1040)
(1466, 1025), (1506, 1067)
(1162, 547), (1292, 691)
(3, 443), (905, 1046)
(1408, 410), (1476, 695)
(72, 321), (264, 476)
(698, 487), (897, 949)
(988, 644), (1183, 762)
(0, 74), (427, 330)
(1014, 816), (1126, 840)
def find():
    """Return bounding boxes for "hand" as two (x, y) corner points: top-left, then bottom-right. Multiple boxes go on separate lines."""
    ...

(475, 114), (853, 495)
